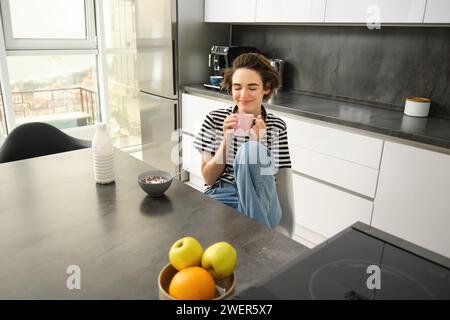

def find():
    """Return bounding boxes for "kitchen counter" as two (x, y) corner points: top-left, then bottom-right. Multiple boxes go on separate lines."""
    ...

(183, 85), (450, 150)
(0, 148), (309, 299)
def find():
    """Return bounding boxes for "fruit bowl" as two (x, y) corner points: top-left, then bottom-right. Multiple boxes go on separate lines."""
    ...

(158, 263), (235, 300)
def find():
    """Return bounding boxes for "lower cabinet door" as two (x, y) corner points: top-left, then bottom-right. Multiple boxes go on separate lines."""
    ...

(182, 134), (202, 177)
(182, 133), (205, 191)
(292, 173), (373, 240)
(372, 141), (450, 258)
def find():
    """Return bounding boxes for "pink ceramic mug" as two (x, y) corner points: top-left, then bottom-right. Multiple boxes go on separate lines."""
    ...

(234, 113), (255, 137)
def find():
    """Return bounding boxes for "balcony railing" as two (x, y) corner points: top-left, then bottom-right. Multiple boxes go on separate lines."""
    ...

(12, 87), (98, 126)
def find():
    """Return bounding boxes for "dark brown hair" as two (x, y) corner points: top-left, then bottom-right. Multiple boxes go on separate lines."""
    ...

(221, 53), (281, 100)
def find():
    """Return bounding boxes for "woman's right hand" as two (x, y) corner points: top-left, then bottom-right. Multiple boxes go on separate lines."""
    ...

(223, 114), (238, 136)
(201, 114), (237, 185)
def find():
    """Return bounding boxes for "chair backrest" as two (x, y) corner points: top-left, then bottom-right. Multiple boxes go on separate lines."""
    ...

(275, 168), (295, 238)
(0, 122), (91, 164)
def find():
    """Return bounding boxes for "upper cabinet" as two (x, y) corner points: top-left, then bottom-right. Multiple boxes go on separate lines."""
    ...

(205, 0), (450, 24)
(423, 0), (450, 23)
(255, 0), (326, 23)
(325, 0), (426, 23)
(204, 0), (256, 23)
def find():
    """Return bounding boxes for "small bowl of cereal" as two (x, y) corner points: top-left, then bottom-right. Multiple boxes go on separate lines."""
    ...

(137, 170), (173, 197)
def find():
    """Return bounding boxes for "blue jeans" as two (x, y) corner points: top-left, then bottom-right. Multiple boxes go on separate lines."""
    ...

(205, 141), (282, 229)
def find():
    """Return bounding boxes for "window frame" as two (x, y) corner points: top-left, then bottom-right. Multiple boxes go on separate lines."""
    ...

(0, 0), (97, 50)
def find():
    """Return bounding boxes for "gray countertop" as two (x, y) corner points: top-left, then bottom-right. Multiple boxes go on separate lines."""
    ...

(183, 85), (450, 150)
(0, 148), (309, 299)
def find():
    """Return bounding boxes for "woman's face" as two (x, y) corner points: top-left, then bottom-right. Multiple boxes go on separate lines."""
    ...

(232, 68), (270, 114)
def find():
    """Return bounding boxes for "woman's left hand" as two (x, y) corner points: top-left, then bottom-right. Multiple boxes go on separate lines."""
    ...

(250, 115), (266, 141)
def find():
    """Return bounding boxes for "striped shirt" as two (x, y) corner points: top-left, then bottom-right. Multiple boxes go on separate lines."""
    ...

(194, 105), (291, 188)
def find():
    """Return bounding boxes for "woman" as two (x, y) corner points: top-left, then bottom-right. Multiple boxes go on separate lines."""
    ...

(194, 53), (291, 228)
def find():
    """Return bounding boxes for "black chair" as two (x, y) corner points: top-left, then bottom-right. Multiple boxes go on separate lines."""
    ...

(0, 122), (91, 164)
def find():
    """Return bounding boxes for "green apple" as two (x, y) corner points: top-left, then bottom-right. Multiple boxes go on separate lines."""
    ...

(201, 241), (237, 280)
(169, 236), (203, 271)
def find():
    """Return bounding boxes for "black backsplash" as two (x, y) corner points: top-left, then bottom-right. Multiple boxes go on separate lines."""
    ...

(232, 25), (450, 119)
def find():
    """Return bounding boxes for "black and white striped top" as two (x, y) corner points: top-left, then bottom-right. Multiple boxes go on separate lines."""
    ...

(194, 105), (291, 188)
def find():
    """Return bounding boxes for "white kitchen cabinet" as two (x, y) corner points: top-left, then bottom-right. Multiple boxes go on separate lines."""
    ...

(182, 133), (205, 191)
(289, 144), (379, 198)
(372, 141), (450, 258)
(325, 0), (427, 23)
(182, 133), (202, 178)
(268, 108), (381, 245)
(280, 114), (383, 198)
(292, 173), (374, 242)
(181, 93), (231, 136)
(255, 0), (326, 23)
(281, 116), (383, 169)
(205, 0), (256, 23)
(423, 0), (450, 23)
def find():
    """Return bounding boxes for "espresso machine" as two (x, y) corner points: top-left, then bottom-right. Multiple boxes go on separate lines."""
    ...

(209, 45), (230, 77)
(270, 58), (285, 90)
(205, 45), (261, 89)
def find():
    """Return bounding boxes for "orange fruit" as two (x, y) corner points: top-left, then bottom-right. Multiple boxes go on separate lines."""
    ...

(169, 266), (216, 300)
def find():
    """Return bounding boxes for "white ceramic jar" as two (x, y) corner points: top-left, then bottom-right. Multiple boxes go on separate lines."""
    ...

(404, 97), (431, 117)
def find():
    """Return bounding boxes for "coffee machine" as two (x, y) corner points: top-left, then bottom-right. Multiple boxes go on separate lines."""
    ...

(269, 58), (285, 90)
(205, 45), (261, 89)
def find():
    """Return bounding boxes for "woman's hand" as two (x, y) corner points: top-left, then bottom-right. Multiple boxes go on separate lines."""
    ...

(222, 114), (238, 144)
(200, 114), (237, 186)
(250, 115), (266, 141)
(223, 114), (238, 133)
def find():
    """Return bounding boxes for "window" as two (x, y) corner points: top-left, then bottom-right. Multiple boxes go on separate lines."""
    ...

(0, 0), (96, 50)
(8, 54), (99, 129)
(0, 87), (6, 141)
(0, 1), (144, 146)
(0, 0), (100, 132)
(102, 0), (142, 148)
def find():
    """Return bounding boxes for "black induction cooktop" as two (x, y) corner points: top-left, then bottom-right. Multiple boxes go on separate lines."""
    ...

(234, 222), (450, 300)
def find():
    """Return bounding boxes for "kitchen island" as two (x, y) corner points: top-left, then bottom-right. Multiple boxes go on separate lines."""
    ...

(0, 148), (309, 299)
